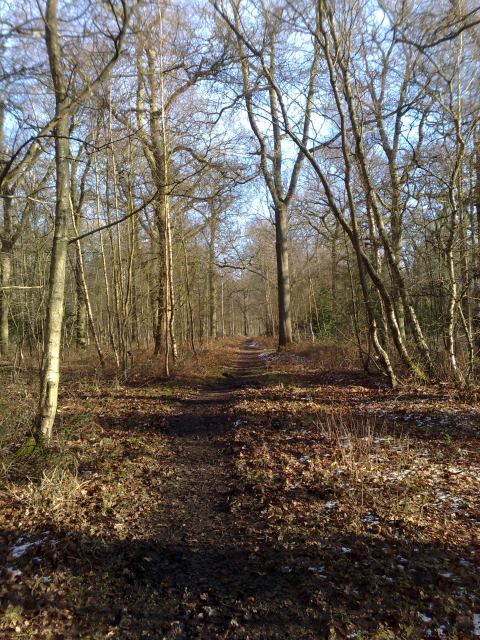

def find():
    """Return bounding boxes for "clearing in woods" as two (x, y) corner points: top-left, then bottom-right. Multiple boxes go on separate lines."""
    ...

(1, 339), (479, 639)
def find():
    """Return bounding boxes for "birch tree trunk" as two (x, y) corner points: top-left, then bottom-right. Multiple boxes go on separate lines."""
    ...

(0, 234), (12, 357)
(0, 102), (11, 357)
(35, 0), (130, 440)
(35, 0), (70, 441)
(0, 187), (13, 357)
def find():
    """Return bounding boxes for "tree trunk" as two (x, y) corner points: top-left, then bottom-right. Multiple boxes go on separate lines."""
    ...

(74, 211), (87, 350)
(220, 276), (225, 338)
(35, 0), (70, 442)
(153, 200), (168, 356)
(208, 217), (217, 339)
(0, 237), (12, 357)
(75, 280), (87, 348)
(473, 135), (480, 357)
(70, 199), (106, 368)
(0, 106), (11, 358)
(275, 202), (293, 347)
(242, 290), (249, 336)
(331, 219), (339, 332)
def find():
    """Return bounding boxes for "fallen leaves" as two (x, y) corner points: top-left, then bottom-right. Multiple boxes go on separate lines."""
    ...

(1, 340), (479, 638)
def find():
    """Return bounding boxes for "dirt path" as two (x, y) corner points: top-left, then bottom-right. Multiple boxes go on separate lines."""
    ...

(3, 339), (479, 638)
(4, 340), (321, 640)
(137, 340), (320, 638)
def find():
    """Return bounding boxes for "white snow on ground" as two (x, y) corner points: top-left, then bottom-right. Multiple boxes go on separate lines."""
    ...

(308, 564), (326, 574)
(355, 403), (480, 436)
(473, 613), (480, 636)
(418, 613), (432, 623)
(364, 512), (380, 525)
(7, 532), (58, 581)
(324, 500), (338, 510)
(434, 489), (466, 513)
(11, 531), (51, 559)
(258, 351), (307, 364)
(258, 351), (276, 360)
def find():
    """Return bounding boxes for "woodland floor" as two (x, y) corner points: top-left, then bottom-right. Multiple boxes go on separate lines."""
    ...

(0, 339), (479, 639)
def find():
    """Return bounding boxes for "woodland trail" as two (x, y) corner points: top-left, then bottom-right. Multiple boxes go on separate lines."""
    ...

(3, 339), (479, 639)
(2, 340), (324, 639)
(137, 340), (321, 638)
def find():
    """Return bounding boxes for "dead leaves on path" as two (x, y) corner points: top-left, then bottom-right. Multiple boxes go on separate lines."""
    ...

(1, 341), (479, 639)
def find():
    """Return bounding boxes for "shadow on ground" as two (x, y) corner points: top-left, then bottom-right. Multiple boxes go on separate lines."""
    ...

(1, 341), (478, 639)
(2, 522), (478, 639)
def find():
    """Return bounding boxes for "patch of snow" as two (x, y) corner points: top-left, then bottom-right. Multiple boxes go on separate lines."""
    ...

(364, 512), (380, 525)
(11, 539), (38, 559)
(473, 614), (480, 636)
(341, 547), (352, 554)
(11, 531), (50, 559)
(257, 351), (307, 364)
(418, 613), (432, 623)
(434, 489), (466, 513)
(386, 470), (411, 482)
(258, 351), (276, 360)
(325, 500), (338, 511)
(6, 566), (22, 578)
(308, 564), (326, 574)
(298, 455), (310, 464)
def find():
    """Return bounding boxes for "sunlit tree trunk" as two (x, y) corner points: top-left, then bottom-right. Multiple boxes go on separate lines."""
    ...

(35, 0), (71, 441)
(35, 0), (129, 440)
(330, 219), (339, 330)
(473, 135), (480, 357)
(0, 105), (13, 357)
(69, 195), (106, 369)
(94, 151), (119, 366)
(0, 234), (12, 357)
